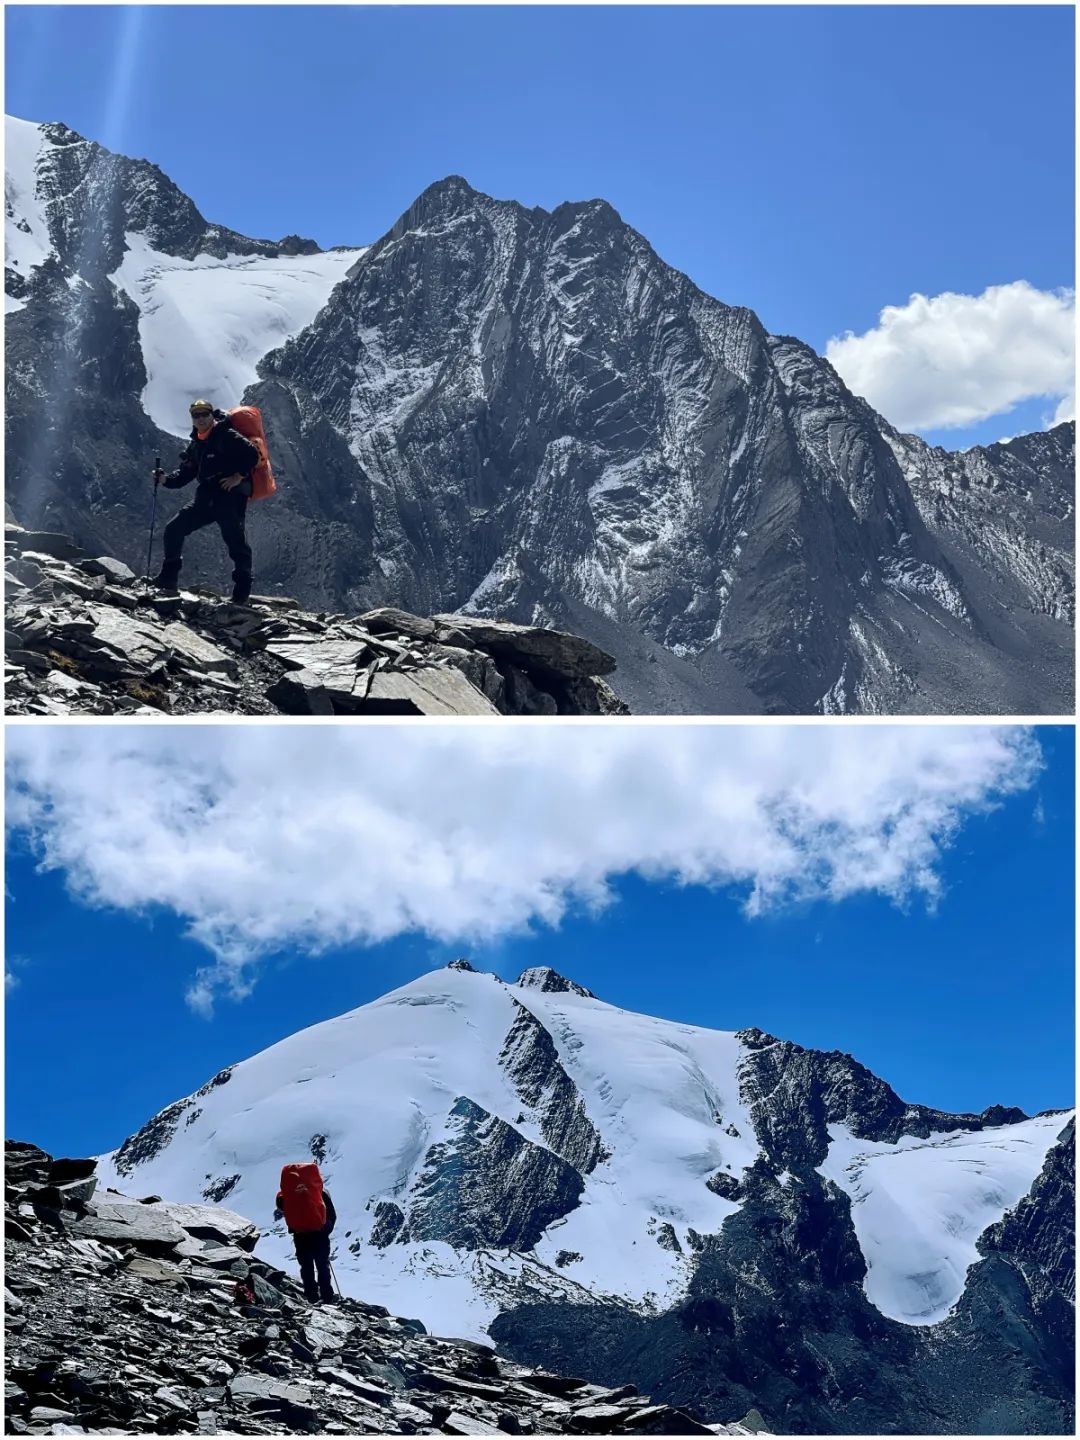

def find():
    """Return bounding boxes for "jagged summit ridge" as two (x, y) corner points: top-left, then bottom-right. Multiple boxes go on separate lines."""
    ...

(515, 966), (598, 999)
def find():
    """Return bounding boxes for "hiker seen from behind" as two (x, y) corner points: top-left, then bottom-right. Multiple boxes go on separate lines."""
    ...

(275, 1162), (338, 1305)
(153, 399), (274, 604)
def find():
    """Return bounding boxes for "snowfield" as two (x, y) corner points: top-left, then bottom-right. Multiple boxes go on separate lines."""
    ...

(110, 233), (366, 433)
(818, 1113), (1070, 1325)
(5, 116), (55, 311)
(5, 115), (365, 418)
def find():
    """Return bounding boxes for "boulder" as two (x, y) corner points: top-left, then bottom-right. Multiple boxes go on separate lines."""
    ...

(267, 669), (335, 715)
(71, 1202), (188, 1250)
(357, 607), (437, 641)
(434, 615), (617, 679)
(160, 623), (237, 675)
(84, 609), (170, 670)
(5, 527), (85, 561)
(151, 1201), (261, 1251)
(79, 557), (136, 585)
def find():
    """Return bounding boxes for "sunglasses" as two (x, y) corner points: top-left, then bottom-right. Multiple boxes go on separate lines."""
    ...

(190, 409), (213, 418)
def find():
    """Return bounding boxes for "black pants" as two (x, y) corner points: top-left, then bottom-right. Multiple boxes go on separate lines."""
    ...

(293, 1231), (334, 1302)
(161, 486), (252, 586)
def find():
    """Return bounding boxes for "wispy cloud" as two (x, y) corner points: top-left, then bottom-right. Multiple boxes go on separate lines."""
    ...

(826, 281), (1074, 434)
(5, 727), (1041, 1014)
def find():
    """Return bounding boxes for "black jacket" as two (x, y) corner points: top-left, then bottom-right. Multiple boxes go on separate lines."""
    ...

(165, 416), (260, 497)
(321, 1190), (337, 1236)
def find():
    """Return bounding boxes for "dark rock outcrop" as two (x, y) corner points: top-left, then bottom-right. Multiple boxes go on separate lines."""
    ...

(407, 1098), (586, 1251)
(735, 1028), (1029, 1169)
(499, 999), (607, 1174)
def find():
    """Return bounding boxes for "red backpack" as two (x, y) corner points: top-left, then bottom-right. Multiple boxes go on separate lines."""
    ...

(227, 405), (278, 501)
(278, 1162), (326, 1232)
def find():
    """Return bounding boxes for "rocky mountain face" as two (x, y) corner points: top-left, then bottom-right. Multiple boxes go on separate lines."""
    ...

(82, 963), (1074, 1435)
(495, 1036), (1075, 1436)
(6, 119), (1073, 714)
(6, 1141), (751, 1437)
(3, 520), (626, 716)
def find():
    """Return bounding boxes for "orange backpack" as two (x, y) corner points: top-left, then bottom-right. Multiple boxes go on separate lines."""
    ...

(227, 405), (277, 501)
(278, 1162), (326, 1232)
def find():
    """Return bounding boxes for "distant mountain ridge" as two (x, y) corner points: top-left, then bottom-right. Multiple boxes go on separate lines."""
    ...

(95, 962), (1075, 1434)
(5, 116), (1074, 713)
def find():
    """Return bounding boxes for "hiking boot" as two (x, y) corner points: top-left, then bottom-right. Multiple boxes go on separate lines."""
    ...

(231, 578), (252, 605)
(153, 564), (181, 595)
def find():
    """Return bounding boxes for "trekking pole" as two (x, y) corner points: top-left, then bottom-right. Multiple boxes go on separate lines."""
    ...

(329, 1259), (342, 1297)
(146, 456), (164, 579)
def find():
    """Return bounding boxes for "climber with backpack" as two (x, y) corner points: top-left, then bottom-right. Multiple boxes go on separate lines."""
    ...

(275, 1162), (338, 1306)
(151, 398), (277, 604)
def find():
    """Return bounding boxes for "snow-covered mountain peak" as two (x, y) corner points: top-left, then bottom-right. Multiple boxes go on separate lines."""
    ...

(90, 963), (1071, 1370)
(514, 966), (597, 999)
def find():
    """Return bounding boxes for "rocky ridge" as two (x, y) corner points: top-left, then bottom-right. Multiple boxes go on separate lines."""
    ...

(3, 521), (627, 716)
(5, 1141), (760, 1437)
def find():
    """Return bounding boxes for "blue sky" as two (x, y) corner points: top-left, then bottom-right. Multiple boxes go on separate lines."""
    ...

(5, 725), (1072, 1159)
(6, 5), (1074, 449)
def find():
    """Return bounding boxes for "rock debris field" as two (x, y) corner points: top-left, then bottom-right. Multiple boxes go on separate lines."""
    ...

(4, 1142), (765, 1437)
(4, 524), (628, 717)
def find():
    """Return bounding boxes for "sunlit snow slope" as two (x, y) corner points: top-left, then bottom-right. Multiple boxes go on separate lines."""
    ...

(5, 116), (55, 310)
(110, 234), (365, 434)
(818, 1114), (1069, 1325)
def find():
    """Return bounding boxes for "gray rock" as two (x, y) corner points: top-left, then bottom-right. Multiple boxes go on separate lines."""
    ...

(5, 528), (84, 561)
(442, 1413), (505, 1435)
(160, 623), (237, 675)
(80, 557), (136, 585)
(83, 608), (169, 670)
(119, 1255), (189, 1286)
(358, 607), (437, 640)
(227, 1373), (313, 1405)
(435, 616), (617, 680)
(363, 667), (500, 716)
(71, 1203), (188, 1250)
(267, 669), (336, 715)
(150, 1200), (261, 1251)
(501, 664), (559, 715)
(302, 1305), (354, 1358)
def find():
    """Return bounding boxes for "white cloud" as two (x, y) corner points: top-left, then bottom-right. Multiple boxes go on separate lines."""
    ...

(5, 726), (1040, 1013)
(826, 281), (1075, 433)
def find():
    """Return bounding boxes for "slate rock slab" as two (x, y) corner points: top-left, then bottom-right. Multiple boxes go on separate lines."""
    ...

(160, 623), (237, 676)
(435, 615), (617, 679)
(363, 667), (500, 716)
(358, 607), (438, 641)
